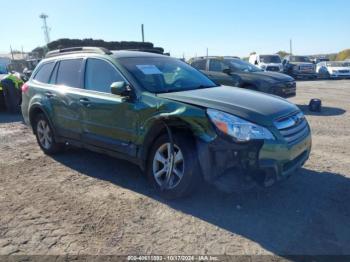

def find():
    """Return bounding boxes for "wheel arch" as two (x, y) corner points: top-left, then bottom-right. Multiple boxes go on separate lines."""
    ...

(139, 117), (198, 171)
(29, 104), (56, 136)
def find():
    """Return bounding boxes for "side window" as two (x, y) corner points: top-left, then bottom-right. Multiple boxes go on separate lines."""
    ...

(191, 59), (207, 70)
(33, 62), (55, 83)
(84, 58), (124, 93)
(209, 59), (224, 72)
(56, 59), (83, 88)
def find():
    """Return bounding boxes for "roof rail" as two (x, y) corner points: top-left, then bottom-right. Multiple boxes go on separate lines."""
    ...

(45, 46), (112, 58)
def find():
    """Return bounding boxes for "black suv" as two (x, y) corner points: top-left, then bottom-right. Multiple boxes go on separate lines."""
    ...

(189, 56), (296, 98)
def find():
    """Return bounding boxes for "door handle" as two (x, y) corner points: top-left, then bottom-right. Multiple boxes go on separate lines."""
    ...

(45, 92), (55, 98)
(79, 98), (91, 107)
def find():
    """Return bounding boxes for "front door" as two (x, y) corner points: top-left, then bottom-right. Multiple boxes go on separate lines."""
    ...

(205, 59), (240, 86)
(80, 58), (139, 156)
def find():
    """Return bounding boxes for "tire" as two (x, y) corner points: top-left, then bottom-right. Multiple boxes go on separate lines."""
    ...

(147, 133), (200, 199)
(34, 113), (64, 155)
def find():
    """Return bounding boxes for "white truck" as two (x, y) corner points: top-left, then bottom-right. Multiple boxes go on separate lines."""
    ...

(249, 54), (283, 72)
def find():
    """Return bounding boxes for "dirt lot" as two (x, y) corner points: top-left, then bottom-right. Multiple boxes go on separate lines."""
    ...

(0, 80), (350, 256)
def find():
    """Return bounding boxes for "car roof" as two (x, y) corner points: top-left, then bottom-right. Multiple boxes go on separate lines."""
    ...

(190, 56), (240, 61)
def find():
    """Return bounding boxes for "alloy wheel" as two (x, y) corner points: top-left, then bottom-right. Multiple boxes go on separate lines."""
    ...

(37, 119), (52, 150)
(152, 143), (184, 189)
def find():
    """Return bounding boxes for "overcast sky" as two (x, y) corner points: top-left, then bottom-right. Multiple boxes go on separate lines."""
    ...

(1, 0), (349, 58)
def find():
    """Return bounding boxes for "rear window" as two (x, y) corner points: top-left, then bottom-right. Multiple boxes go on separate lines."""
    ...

(33, 62), (55, 83)
(56, 59), (83, 88)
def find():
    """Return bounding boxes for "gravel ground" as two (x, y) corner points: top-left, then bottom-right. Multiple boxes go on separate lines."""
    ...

(0, 80), (350, 256)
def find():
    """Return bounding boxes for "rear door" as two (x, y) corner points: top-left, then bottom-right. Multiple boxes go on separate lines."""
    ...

(80, 58), (139, 156)
(28, 61), (56, 119)
(49, 58), (84, 140)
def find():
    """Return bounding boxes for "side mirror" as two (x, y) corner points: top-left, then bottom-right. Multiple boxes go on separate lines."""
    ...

(222, 68), (232, 75)
(110, 81), (131, 96)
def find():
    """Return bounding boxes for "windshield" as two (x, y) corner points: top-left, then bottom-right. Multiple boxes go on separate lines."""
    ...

(260, 55), (281, 63)
(226, 59), (263, 72)
(118, 56), (217, 93)
(290, 56), (311, 63)
(326, 61), (349, 67)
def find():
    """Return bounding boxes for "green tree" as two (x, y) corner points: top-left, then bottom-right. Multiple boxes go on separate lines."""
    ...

(336, 49), (350, 61)
(276, 51), (290, 58)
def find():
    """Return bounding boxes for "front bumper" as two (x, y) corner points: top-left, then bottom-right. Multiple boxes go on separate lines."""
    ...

(197, 132), (312, 189)
(258, 133), (311, 186)
(293, 72), (317, 79)
(330, 73), (350, 79)
(272, 83), (296, 98)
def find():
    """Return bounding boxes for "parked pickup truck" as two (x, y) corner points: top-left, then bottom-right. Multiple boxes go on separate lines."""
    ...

(282, 55), (317, 80)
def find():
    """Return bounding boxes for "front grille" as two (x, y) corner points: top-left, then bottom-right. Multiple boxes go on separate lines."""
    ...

(266, 66), (280, 72)
(299, 65), (314, 72)
(285, 81), (296, 88)
(339, 70), (350, 73)
(274, 112), (309, 145)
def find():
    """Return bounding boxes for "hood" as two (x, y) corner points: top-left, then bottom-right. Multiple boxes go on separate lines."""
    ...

(239, 71), (294, 84)
(158, 86), (299, 127)
(328, 66), (350, 71)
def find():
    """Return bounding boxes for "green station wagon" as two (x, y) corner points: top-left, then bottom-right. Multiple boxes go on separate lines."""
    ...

(21, 47), (312, 199)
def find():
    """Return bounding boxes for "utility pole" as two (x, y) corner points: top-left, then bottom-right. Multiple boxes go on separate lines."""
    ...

(10, 45), (14, 60)
(290, 39), (293, 55)
(39, 13), (51, 45)
(206, 48), (208, 58)
(141, 24), (145, 42)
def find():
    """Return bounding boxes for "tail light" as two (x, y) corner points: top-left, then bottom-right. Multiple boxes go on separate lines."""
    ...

(21, 82), (29, 93)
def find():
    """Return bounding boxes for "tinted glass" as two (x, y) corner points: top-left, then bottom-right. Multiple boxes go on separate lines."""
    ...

(227, 59), (262, 72)
(260, 55), (281, 63)
(0, 65), (7, 74)
(290, 56), (311, 63)
(85, 59), (124, 93)
(191, 59), (206, 70)
(33, 62), (55, 83)
(118, 56), (217, 93)
(56, 59), (83, 88)
(209, 60), (224, 72)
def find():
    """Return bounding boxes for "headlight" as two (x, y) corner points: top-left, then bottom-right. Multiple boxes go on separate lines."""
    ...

(207, 109), (275, 142)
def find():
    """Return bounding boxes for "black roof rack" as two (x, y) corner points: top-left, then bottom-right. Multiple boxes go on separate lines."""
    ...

(45, 46), (112, 58)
